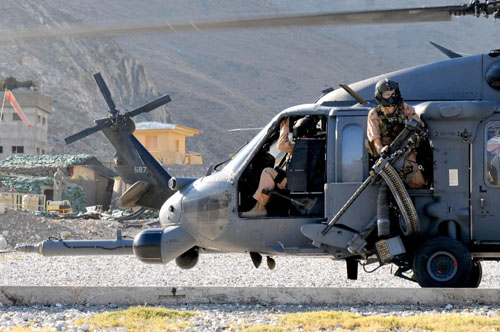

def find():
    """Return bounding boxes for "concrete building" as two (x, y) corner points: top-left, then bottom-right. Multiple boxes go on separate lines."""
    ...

(0, 89), (51, 159)
(133, 121), (202, 165)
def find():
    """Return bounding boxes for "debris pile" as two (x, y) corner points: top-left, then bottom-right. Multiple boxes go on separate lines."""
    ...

(165, 164), (207, 178)
(31, 208), (159, 222)
(0, 209), (141, 249)
(99, 208), (159, 221)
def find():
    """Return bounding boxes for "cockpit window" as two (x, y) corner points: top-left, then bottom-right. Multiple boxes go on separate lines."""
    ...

(486, 122), (500, 186)
(341, 124), (364, 182)
(224, 122), (272, 173)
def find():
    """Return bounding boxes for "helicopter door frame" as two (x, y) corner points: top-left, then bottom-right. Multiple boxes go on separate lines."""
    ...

(236, 111), (328, 219)
(328, 108), (371, 182)
(325, 108), (378, 232)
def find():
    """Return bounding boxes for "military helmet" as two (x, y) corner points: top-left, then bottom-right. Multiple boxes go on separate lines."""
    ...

(374, 79), (402, 106)
(293, 116), (316, 138)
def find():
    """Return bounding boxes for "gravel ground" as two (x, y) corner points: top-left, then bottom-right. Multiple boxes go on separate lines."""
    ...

(1, 252), (500, 288)
(1, 252), (500, 331)
(2, 210), (500, 330)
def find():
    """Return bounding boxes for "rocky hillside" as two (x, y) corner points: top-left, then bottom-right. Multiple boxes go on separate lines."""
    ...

(0, 1), (171, 160)
(0, 0), (497, 166)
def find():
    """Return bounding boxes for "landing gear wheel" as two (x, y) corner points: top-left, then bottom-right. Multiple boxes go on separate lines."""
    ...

(413, 237), (473, 288)
(466, 261), (482, 288)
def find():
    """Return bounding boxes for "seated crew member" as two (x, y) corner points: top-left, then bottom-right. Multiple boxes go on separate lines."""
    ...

(241, 116), (316, 217)
(367, 78), (426, 188)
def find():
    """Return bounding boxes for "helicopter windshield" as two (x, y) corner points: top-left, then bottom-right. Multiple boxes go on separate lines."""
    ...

(224, 122), (273, 173)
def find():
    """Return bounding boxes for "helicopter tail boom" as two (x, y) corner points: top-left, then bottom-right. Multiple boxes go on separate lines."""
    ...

(65, 72), (175, 210)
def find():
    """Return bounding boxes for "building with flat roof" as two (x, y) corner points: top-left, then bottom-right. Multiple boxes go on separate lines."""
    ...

(0, 89), (51, 159)
(133, 121), (202, 165)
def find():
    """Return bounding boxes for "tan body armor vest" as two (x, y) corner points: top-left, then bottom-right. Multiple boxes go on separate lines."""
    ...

(375, 104), (407, 146)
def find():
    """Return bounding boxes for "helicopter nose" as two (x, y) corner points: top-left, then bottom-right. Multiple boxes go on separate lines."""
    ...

(160, 191), (183, 224)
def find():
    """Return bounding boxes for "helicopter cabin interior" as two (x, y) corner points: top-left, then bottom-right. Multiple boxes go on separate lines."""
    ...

(237, 107), (435, 225)
(238, 114), (327, 218)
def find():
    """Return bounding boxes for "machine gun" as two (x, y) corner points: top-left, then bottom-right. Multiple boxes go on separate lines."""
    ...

(322, 119), (428, 237)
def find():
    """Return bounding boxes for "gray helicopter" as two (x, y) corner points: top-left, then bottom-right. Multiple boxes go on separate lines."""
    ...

(16, 1), (500, 288)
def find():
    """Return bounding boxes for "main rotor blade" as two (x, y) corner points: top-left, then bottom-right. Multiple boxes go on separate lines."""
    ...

(64, 118), (111, 145)
(126, 94), (171, 118)
(228, 128), (262, 132)
(93, 73), (117, 116)
(0, 5), (479, 42)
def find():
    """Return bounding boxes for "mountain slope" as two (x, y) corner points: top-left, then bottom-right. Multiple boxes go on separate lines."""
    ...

(0, 1), (170, 159)
(2, 0), (497, 164)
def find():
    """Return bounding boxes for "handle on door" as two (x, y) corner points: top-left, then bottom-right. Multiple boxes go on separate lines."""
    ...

(480, 197), (486, 209)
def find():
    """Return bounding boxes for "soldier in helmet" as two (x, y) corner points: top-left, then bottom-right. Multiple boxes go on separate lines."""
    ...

(367, 78), (426, 188)
(367, 79), (426, 239)
(242, 116), (316, 217)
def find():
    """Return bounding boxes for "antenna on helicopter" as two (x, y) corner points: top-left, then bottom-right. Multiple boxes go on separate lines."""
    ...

(339, 84), (368, 105)
(64, 72), (171, 145)
(429, 41), (467, 59)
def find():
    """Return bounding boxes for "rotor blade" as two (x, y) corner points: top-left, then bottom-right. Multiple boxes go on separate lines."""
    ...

(93, 73), (117, 115)
(228, 128), (263, 132)
(0, 5), (479, 42)
(126, 94), (171, 118)
(64, 118), (111, 145)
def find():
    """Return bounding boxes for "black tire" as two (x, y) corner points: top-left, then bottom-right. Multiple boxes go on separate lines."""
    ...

(466, 261), (483, 288)
(413, 237), (473, 288)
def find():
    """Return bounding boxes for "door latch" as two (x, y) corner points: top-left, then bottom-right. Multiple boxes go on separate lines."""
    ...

(480, 197), (486, 209)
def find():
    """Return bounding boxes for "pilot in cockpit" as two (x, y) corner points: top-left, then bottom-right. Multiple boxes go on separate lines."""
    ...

(241, 116), (316, 217)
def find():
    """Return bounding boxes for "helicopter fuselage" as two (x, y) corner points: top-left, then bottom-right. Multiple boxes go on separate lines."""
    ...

(23, 50), (500, 287)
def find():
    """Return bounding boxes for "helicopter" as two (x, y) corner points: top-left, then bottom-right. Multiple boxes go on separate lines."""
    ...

(14, 1), (500, 288)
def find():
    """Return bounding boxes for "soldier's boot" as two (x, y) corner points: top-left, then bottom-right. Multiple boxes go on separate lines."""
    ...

(241, 202), (267, 217)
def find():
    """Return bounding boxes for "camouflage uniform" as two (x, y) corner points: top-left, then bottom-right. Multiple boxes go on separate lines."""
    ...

(367, 103), (426, 188)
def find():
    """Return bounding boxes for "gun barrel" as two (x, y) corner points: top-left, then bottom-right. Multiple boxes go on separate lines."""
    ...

(16, 239), (133, 256)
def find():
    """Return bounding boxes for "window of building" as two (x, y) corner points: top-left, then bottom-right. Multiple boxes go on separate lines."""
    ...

(0, 146), (3, 154)
(0, 114), (3, 121)
(37, 147), (40, 154)
(12, 146), (24, 154)
(175, 140), (180, 152)
(145, 135), (158, 151)
(42, 117), (46, 125)
(42, 149), (45, 154)
(13, 113), (21, 121)
(38, 115), (41, 123)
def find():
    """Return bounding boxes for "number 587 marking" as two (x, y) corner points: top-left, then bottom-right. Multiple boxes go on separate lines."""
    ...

(134, 166), (147, 173)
